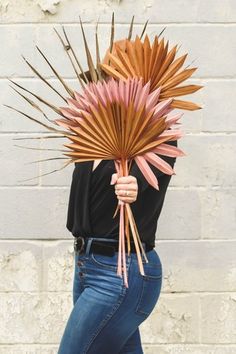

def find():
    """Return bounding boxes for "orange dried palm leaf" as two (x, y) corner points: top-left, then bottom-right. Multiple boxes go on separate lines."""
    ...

(101, 34), (202, 110)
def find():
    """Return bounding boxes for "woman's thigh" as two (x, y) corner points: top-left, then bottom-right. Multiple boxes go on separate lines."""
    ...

(58, 248), (162, 354)
(73, 253), (142, 354)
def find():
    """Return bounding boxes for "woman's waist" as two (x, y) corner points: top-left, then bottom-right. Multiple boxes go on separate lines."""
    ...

(73, 235), (154, 257)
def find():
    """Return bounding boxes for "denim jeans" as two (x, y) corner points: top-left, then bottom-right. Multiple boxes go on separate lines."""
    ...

(57, 241), (162, 354)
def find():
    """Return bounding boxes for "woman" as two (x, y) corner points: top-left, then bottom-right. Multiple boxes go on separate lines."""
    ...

(58, 139), (177, 354)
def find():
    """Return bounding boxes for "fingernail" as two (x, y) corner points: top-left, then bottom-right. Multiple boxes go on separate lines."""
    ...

(110, 173), (117, 185)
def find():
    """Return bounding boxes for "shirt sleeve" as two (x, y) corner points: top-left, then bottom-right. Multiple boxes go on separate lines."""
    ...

(129, 139), (178, 193)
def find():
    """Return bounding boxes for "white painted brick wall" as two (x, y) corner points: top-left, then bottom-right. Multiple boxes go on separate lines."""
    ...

(0, 1), (236, 353)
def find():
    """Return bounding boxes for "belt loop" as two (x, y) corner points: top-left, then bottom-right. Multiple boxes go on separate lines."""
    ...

(85, 238), (93, 258)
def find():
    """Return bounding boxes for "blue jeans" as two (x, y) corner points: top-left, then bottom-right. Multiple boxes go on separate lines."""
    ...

(58, 241), (162, 354)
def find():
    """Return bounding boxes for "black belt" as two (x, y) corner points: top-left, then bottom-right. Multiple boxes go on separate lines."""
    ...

(73, 236), (153, 257)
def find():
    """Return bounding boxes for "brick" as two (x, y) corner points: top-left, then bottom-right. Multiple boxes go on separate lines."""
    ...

(155, 241), (236, 292)
(201, 294), (236, 343)
(157, 189), (201, 240)
(201, 80), (236, 132)
(39, 136), (74, 186)
(0, 80), (35, 132)
(173, 134), (236, 187)
(0, 26), (36, 77)
(0, 25), (86, 78)
(140, 294), (200, 344)
(0, 292), (71, 343)
(42, 240), (75, 292)
(0, 78), (68, 132)
(201, 189), (236, 239)
(0, 241), (42, 291)
(178, 81), (203, 133)
(0, 134), (40, 186)
(0, 188), (71, 239)
(138, 1), (236, 23)
(147, 24), (236, 78)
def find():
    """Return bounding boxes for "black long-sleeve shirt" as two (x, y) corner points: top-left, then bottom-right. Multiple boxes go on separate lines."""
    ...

(66, 140), (177, 248)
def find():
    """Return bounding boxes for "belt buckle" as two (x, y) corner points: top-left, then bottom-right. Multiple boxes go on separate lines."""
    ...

(74, 236), (85, 254)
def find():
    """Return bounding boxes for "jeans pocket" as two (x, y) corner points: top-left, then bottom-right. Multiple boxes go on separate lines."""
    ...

(135, 264), (162, 316)
(90, 251), (132, 273)
(90, 252), (118, 271)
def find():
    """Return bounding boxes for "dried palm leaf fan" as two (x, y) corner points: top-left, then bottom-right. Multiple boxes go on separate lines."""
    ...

(101, 33), (203, 111)
(5, 14), (201, 287)
(56, 76), (184, 287)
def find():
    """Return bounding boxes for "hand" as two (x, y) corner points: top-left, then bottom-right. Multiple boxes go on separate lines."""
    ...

(110, 173), (138, 205)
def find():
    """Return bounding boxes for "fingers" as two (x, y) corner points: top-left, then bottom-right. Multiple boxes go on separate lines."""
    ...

(116, 176), (136, 184)
(110, 173), (138, 204)
(110, 174), (137, 185)
(115, 184), (137, 191)
(117, 193), (137, 204)
(114, 189), (136, 197)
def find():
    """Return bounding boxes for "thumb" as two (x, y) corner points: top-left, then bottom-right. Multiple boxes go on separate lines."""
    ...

(110, 173), (118, 185)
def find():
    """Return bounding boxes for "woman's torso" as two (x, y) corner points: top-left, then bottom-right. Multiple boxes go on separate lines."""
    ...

(66, 140), (178, 247)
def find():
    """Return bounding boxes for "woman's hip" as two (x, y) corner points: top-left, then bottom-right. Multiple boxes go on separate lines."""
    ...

(74, 246), (163, 317)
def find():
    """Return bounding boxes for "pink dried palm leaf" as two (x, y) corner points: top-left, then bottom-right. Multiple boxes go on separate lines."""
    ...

(54, 77), (184, 287)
